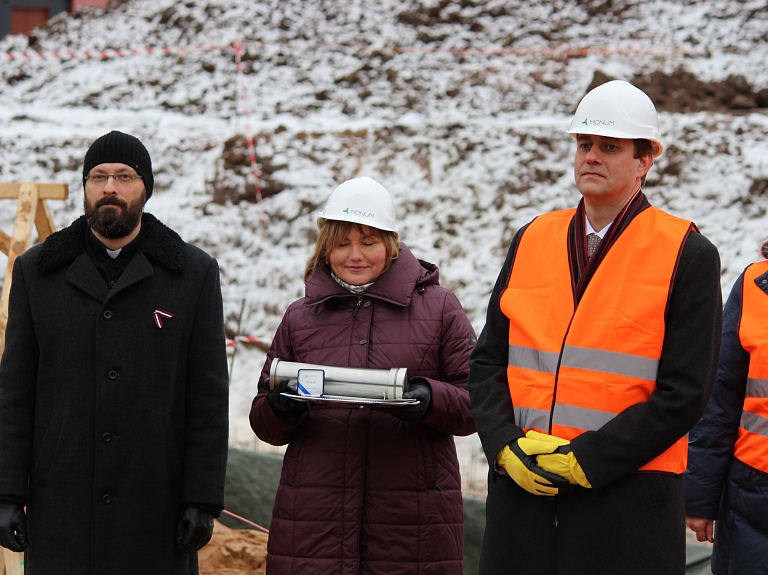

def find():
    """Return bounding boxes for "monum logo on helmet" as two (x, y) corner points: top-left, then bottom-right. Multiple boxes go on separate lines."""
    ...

(319, 177), (398, 232)
(342, 208), (375, 219)
(568, 80), (664, 158)
(581, 118), (616, 127)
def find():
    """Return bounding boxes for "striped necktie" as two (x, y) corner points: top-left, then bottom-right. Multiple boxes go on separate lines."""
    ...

(587, 233), (602, 259)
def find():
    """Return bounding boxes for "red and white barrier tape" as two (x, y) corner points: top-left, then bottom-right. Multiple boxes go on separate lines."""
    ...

(0, 40), (703, 64)
(233, 40), (277, 291)
(221, 508), (270, 533)
(0, 42), (236, 62)
(226, 335), (272, 348)
(388, 46), (691, 57)
(234, 41), (266, 213)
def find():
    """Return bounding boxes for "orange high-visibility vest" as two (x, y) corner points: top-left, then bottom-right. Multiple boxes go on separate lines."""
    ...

(734, 261), (768, 473)
(500, 206), (693, 474)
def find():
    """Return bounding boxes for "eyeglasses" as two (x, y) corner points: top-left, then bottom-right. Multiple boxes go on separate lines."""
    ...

(84, 173), (143, 187)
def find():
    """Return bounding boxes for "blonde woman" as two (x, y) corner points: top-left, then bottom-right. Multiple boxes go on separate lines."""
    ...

(250, 177), (476, 575)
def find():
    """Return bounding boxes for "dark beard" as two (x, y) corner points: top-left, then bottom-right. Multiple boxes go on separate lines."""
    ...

(84, 193), (145, 239)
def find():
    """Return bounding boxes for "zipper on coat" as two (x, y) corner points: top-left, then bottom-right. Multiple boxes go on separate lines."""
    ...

(352, 295), (363, 317)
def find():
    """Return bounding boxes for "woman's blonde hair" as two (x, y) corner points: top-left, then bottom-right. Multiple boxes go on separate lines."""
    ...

(304, 219), (400, 282)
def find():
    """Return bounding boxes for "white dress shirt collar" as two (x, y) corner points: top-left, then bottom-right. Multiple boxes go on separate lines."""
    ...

(585, 216), (611, 239)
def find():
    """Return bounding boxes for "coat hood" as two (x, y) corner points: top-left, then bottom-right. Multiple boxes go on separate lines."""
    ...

(304, 244), (439, 307)
(37, 213), (186, 275)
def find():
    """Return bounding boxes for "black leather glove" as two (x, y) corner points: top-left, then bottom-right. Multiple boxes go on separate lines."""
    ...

(0, 501), (28, 552)
(267, 377), (308, 419)
(175, 505), (214, 553)
(387, 378), (432, 422)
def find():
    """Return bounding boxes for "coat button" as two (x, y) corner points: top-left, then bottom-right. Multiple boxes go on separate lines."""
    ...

(103, 310), (112, 319)
(102, 432), (112, 443)
(102, 494), (113, 505)
(108, 370), (119, 381)
(363, 301), (371, 308)
(360, 339), (367, 345)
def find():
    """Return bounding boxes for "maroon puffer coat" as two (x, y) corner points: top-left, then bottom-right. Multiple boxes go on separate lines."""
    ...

(250, 245), (476, 575)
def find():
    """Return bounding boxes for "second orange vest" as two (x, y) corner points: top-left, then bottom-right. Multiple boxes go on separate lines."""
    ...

(734, 261), (768, 473)
(500, 206), (693, 474)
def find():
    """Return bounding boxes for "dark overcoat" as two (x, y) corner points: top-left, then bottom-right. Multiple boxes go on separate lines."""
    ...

(250, 245), (477, 575)
(0, 214), (229, 575)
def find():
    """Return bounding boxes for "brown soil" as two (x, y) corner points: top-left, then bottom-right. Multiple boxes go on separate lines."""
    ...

(199, 521), (268, 575)
(587, 69), (768, 114)
(209, 134), (288, 205)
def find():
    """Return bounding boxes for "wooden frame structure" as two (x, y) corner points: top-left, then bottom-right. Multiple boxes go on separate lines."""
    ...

(0, 182), (67, 575)
(1, 550), (22, 575)
(0, 182), (67, 351)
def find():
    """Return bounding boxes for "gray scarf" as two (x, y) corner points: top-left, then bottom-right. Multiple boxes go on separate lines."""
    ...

(331, 269), (373, 295)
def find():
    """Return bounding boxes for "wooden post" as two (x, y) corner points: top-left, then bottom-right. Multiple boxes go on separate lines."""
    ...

(0, 182), (67, 354)
(0, 183), (69, 199)
(0, 229), (10, 256)
(0, 184), (39, 352)
(34, 198), (56, 243)
(2, 550), (23, 575)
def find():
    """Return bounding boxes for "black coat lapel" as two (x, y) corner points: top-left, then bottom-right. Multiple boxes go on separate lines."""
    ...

(65, 253), (110, 303)
(105, 251), (154, 302)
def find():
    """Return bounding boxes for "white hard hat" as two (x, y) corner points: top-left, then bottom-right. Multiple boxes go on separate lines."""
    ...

(319, 177), (398, 232)
(567, 80), (664, 158)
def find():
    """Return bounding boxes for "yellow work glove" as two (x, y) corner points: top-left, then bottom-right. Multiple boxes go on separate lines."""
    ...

(496, 435), (572, 496)
(527, 430), (592, 489)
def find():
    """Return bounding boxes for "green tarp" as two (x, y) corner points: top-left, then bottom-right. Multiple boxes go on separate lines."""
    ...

(222, 447), (713, 575)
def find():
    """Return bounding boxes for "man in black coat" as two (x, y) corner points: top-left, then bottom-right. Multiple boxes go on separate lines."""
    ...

(0, 131), (229, 575)
(468, 82), (722, 574)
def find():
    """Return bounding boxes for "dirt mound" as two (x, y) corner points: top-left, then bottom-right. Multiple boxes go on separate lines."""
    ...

(199, 521), (268, 575)
(587, 69), (768, 113)
(208, 135), (288, 205)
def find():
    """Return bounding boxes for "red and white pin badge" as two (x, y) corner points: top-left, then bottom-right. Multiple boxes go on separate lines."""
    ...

(153, 309), (174, 328)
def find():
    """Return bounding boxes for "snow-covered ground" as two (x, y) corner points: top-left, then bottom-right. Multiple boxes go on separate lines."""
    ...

(2, 0), (767, 497)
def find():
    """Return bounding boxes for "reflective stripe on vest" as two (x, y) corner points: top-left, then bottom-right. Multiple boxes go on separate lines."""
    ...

(500, 206), (692, 474)
(510, 345), (660, 431)
(509, 345), (660, 383)
(734, 261), (768, 473)
(740, 411), (768, 439)
(747, 377), (768, 399)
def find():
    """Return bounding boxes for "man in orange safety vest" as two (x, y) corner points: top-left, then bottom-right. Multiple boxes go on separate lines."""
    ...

(468, 80), (722, 575)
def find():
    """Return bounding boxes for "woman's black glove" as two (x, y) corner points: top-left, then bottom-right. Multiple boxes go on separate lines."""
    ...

(267, 377), (308, 419)
(0, 501), (28, 552)
(175, 505), (214, 553)
(387, 378), (432, 421)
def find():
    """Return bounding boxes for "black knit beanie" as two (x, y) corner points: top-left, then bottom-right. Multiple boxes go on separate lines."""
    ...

(82, 131), (154, 199)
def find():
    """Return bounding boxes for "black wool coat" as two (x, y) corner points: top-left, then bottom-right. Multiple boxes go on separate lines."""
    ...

(0, 214), (229, 575)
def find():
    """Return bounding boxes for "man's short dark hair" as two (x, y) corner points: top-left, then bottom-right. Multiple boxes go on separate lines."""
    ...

(633, 139), (653, 159)
(634, 139), (654, 187)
